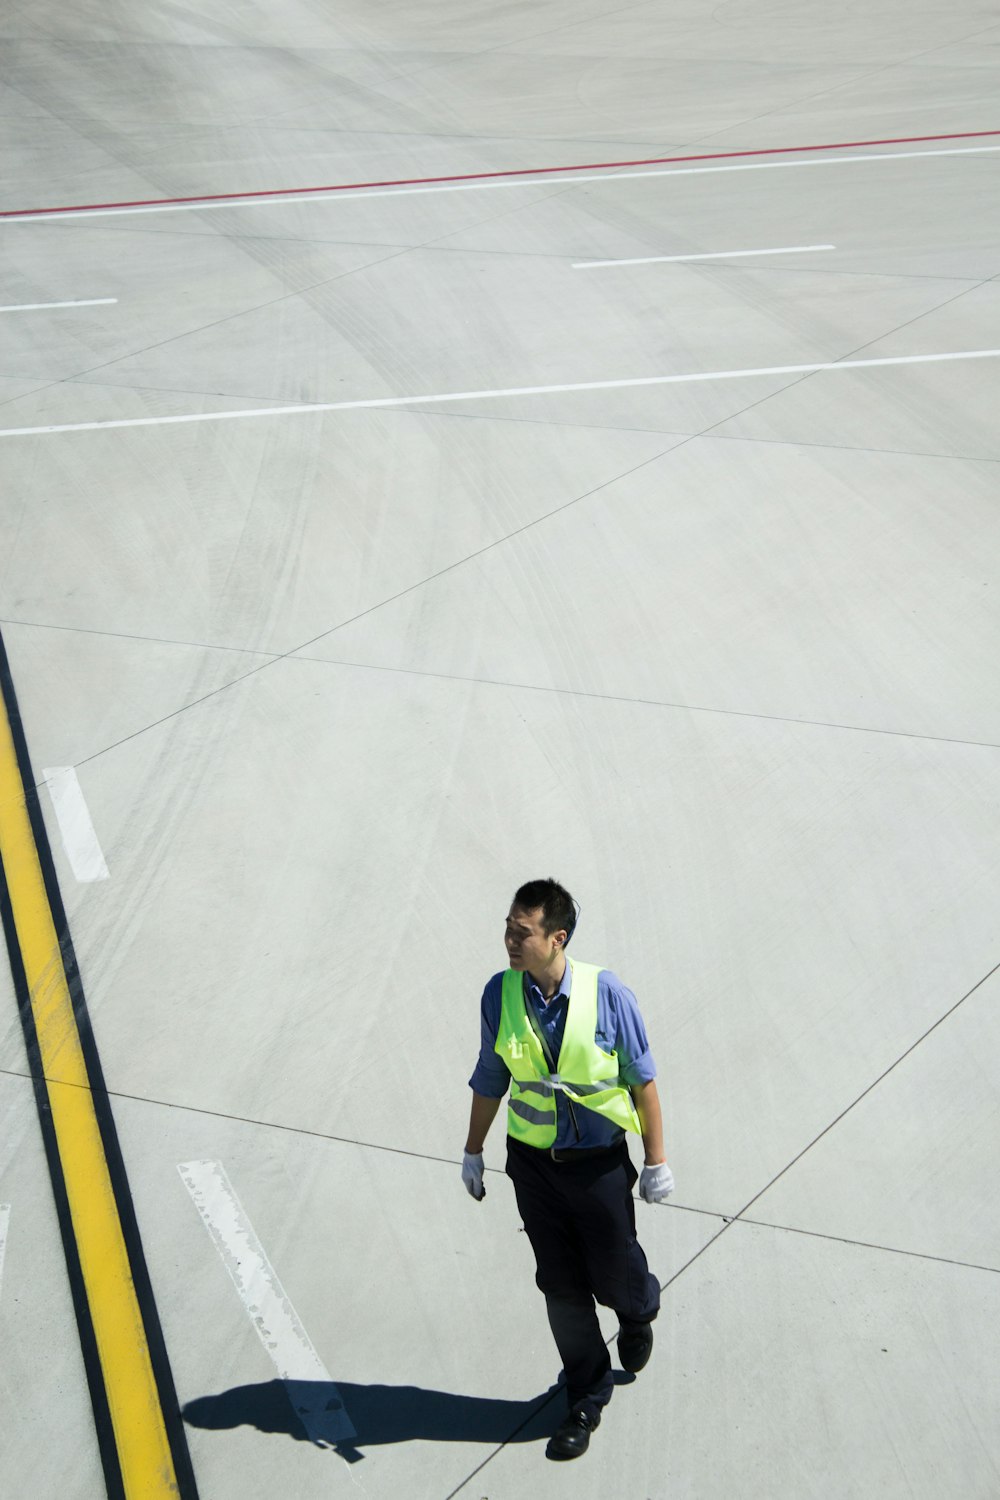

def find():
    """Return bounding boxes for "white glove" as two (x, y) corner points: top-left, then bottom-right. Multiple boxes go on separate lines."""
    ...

(462, 1151), (485, 1200)
(639, 1161), (675, 1204)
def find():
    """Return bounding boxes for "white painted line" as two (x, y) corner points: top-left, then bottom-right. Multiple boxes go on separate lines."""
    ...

(179, 1160), (356, 1448)
(573, 244), (835, 268)
(4, 144), (999, 223)
(0, 297), (117, 312)
(2, 347), (998, 439)
(0, 1205), (9, 1303)
(41, 767), (109, 883)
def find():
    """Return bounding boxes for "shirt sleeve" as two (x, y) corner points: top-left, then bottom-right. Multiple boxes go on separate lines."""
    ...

(468, 972), (511, 1098)
(599, 970), (657, 1087)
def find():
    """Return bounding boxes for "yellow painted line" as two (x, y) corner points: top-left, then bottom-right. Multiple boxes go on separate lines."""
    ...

(0, 703), (181, 1497)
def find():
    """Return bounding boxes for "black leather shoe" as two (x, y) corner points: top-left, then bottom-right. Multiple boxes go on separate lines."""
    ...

(545, 1408), (600, 1460)
(618, 1321), (654, 1373)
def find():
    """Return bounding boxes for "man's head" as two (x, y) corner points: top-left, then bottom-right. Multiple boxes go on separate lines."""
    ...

(504, 878), (578, 976)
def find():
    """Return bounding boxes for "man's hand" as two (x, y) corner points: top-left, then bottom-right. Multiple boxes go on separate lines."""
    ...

(462, 1151), (486, 1200)
(639, 1161), (675, 1204)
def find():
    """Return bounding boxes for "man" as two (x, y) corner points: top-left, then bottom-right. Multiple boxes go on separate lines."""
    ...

(462, 878), (674, 1461)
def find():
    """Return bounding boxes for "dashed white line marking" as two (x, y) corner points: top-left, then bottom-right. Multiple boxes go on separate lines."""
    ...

(573, 244), (835, 268)
(179, 1160), (357, 1449)
(3, 145), (998, 223)
(2, 348), (998, 438)
(41, 767), (109, 883)
(0, 298), (117, 312)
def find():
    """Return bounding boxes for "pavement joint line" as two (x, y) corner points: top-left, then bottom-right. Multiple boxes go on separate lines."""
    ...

(395, 405), (689, 436)
(278, 439), (682, 654)
(390, 399), (998, 461)
(682, 266), (1000, 463)
(733, 1213), (1000, 1276)
(5, 494), (998, 787)
(709, 430), (1000, 465)
(71, 659), (278, 774)
(4, 392), (997, 770)
(288, 656), (1000, 753)
(0, 628), (199, 1500)
(442, 1218), (735, 1500)
(728, 958), (1000, 1229)
(41, 356), (996, 458)
(0, 615), (281, 661)
(1, 244), (993, 445)
(446, 967), (1000, 1500)
(7, 444), (672, 778)
(671, 21), (1000, 158)
(0, 1062), (489, 1167)
(17, 218), (993, 283)
(0, 375), (68, 416)
(4, 112), (980, 1498)
(216, 335), (987, 678)
(3, 1063), (995, 1278)
(17, 243), (416, 404)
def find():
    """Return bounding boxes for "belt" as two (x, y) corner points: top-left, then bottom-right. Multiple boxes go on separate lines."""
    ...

(548, 1142), (623, 1164)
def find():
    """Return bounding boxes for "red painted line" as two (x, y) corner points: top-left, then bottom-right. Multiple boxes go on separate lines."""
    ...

(2, 128), (999, 220)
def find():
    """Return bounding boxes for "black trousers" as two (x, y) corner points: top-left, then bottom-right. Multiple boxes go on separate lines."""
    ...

(506, 1137), (660, 1419)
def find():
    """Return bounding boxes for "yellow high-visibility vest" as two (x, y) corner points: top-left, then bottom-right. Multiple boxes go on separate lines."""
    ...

(495, 958), (641, 1148)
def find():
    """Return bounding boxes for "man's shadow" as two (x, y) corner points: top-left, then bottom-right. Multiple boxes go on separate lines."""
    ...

(183, 1372), (635, 1462)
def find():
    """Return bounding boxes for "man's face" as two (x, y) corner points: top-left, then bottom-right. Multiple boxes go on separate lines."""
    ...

(504, 904), (566, 973)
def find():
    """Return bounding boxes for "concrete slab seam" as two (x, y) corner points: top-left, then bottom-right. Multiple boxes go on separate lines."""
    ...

(16, 220), (991, 285)
(442, 1220), (735, 1500)
(710, 430), (1000, 465)
(289, 657), (1000, 753)
(671, 262), (1000, 485)
(0, 615), (281, 662)
(17, 445), (673, 779)
(733, 1214), (1000, 1277)
(4, 1061), (994, 1280)
(730, 959), (1000, 1229)
(71, 659), (275, 774)
(42, 243), (415, 411)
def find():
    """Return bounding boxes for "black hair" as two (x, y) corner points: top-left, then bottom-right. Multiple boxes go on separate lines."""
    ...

(512, 878), (579, 944)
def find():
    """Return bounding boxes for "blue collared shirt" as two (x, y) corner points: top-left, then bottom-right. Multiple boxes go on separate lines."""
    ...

(469, 960), (657, 1150)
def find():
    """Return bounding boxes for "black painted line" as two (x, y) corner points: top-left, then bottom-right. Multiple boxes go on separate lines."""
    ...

(0, 626), (199, 1499)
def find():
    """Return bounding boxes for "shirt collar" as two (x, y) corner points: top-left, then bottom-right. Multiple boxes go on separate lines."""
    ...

(524, 956), (572, 1008)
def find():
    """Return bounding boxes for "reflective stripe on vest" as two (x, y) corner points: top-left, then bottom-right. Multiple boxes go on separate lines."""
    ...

(509, 1098), (552, 1128)
(495, 959), (641, 1148)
